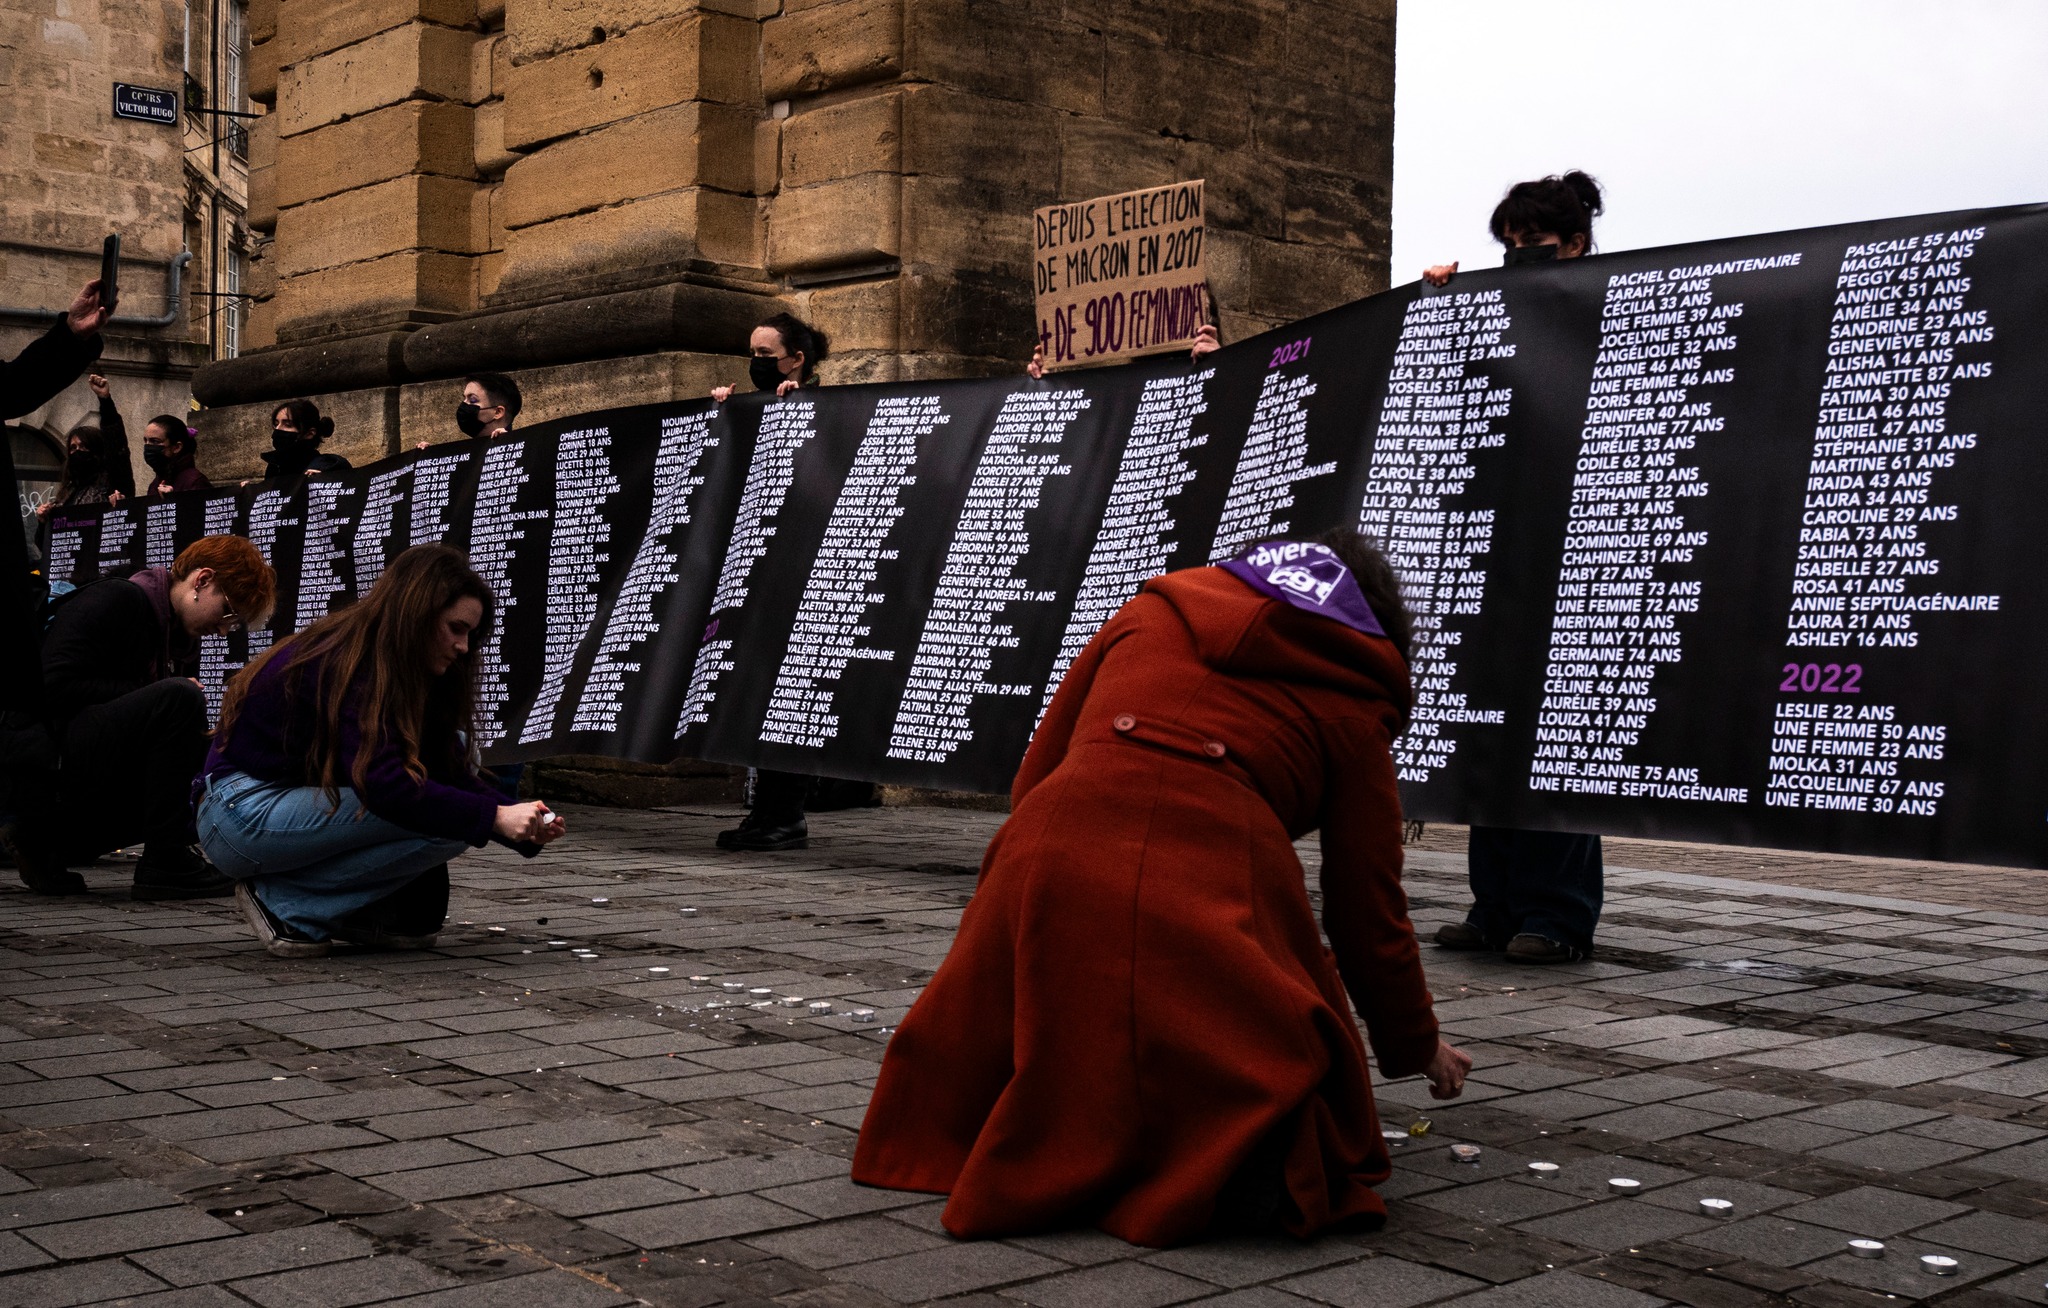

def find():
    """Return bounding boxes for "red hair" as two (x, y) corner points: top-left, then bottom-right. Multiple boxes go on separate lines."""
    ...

(172, 535), (276, 623)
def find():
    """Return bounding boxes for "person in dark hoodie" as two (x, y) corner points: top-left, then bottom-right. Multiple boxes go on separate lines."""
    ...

(141, 413), (211, 498)
(33, 374), (136, 538)
(256, 398), (348, 490)
(29, 534), (275, 898)
(0, 277), (109, 888)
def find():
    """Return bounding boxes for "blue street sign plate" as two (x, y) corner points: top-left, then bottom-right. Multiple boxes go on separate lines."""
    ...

(113, 83), (178, 124)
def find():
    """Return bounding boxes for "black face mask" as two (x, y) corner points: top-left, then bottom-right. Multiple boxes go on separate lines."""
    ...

(455, 401), (486, 437)
(1504, 242), (1561, 265)
(143, 446), (170, 474)
(271, 427), (303, 452)
(66, 448), (100, 479)
(750, 356), (790, 392)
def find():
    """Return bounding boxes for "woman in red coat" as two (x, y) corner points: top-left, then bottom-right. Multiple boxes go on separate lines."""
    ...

(851, 530), (1470, 1248)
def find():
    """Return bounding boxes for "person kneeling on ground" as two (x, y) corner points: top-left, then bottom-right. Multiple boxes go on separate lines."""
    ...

(852, 529), (1468, 1247)
(21, 535), (274, 897)
(198, 544), (565, 957)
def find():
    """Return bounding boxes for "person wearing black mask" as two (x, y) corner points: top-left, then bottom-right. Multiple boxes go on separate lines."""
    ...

(141, 413), (210, 498)
(34, 373), (136, 528)
(257, 398), (348, 491)
(707, 312), (874, 850)
(421, 373), (522, 450)
(1418, 171), (1609, 966)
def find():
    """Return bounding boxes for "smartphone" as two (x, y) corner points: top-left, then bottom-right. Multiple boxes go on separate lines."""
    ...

(99, 234), (121, 312)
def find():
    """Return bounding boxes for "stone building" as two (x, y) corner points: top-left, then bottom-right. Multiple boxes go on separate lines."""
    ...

(191, 0), (1397, 477)
(3, 0), (255, 531)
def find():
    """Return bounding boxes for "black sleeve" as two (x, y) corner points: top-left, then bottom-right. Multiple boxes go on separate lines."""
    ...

(99, 395), (136, 499)
(0, 316), (103, 421)
(42, 582), (156, 719)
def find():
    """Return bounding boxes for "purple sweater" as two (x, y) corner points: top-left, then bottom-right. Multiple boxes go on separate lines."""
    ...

(204, 644), (500, 846)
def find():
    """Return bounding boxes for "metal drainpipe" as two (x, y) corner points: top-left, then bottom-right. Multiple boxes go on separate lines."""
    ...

(0, 249), (193, 330)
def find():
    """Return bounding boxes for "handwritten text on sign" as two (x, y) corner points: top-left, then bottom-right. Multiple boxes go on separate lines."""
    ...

(1033, 180), (1206, 369)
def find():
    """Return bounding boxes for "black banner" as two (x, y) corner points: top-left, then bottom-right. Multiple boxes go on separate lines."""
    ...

(44, 203), (2048, 867)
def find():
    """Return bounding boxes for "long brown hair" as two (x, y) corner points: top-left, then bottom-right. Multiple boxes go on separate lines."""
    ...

(218, 545), (494, 800)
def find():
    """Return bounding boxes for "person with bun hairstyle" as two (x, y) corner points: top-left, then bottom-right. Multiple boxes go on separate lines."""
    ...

(256, 398), (350, 491)
(22, 535), (275, 899)
(1421, 170), (1604, 286)
(852, 527), (1466, 1246)
(199, 545), (565, 957)
(1421, 171), (1608, 964)
(709, 311), (877, 849)
(141, 413), (211, 498)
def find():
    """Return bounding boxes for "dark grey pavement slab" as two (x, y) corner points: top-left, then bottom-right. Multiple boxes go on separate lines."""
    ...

(0, 804), (2043, 1307)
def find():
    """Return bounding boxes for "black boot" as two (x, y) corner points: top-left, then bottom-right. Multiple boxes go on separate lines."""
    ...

(333, 865), (448, 950)
(1, 819), (86, 896)
(132, 842), (235, 900)
(716, 814), (808, 851)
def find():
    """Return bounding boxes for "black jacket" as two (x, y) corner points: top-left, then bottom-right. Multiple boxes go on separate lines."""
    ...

(258, 441), (351, 492)
(41, 576), (189, 727)
(1, 314), (101, 421)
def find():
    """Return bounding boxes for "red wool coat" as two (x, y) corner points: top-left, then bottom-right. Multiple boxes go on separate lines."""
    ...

(850, 566), (1439, 1247)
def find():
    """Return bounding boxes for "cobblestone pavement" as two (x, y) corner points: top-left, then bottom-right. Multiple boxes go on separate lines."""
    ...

(1, 805), (2045, 1308)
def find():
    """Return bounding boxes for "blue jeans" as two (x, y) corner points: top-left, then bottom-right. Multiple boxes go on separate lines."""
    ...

(196, 770), (468, 940)
(1464, 826), (1603, 953)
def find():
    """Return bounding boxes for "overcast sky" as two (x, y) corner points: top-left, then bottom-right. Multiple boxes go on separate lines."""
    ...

(1390, 0), (2048, 283)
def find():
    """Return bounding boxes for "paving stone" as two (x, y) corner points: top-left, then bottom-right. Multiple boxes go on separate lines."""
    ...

(457, 1119), (650, 1156)
(1144, 1236), (1359, 1288)
(1637, 1179), (1808, 1217)
(1800, 1233), (2015, 1297)
(1666, 1090), (1814, 1120)
(1785, 1101), (1948, 1133)
(1939, 1057), (2048, 1098)
(744, 1214), (952, 1269)
(1575, 1104), (1738, 1142)
(1826, 1046), (2016, 1087)
(0, 1179), (181, 1229)
(511, 1173), (705, 1218)
(371, 1156), (585, 1202)
(1811, 1131), (1982, 1173)
(1499, 1090), (1632, 1121)
(661, 1150), (851, 1195)
(131, 1224), (375, 1285)
(0, 1234), (49, 1273)
(1005, 1259), (1214, 1308)
(541, 1136), (719, 1175)
(349, 1269), (633, 1308)
(1411, 1179), (1588, 1224)
(1571, 1074), (1719, 1104)
(0, 1257), (164, 1306)
(1774, 1185), (1969, 1236)
(1902, 1115), (2043, 1149)
(1432, 1268), (1667, 1308)
(1279, 1256), (1486, 1308)
(19, 1204), (237, 1259)
(1911, 1209), (2048, 1263)
(586, 1194), (812, 1248)
(1679, 1216), (1853, 1267)
(835, 1242), (1067, 1301)
(1967, 1139), (2048, 1182)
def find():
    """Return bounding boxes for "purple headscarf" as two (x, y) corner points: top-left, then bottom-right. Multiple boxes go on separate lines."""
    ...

(1219, 539), (1386, 638)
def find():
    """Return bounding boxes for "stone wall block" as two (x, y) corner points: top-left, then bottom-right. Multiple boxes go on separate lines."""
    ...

(503, 0), (709, 66)
(694, 189), (762, 267)
(1246, 237), (1383, 322)
(273, 175), (483, 277)
(904, 1), (1101, 115)
(469, 31), (504, 104)
(1282, 0), (1394, 98)
(248, 165), (278, 232)
(1282, 166), (1384, 253)
(496, 189), (706, 290)
(1054, 116), (1182, 206)
(472, 100), (517, 177)
(278, 23), (473, 137)
(1250, 83), (1390, 177)
(900, 174), (1031, 278)
(249, 0), (279, 44)
(900, 84), (1061, 185)
(781, 92), (900, 190)
(500, 102), (748, 229)
(277, 101), (477, 209)
(763, 0), (900, 99)
(793, 277), (900, 354)
(1101, 40), (1250, 147)
(274, 0), (476, 73)
(273, 251), (474, 335)
(502, 15), (717, 151)
(251, 36), (279, 104)
(768, 174), (900, 273)
(1173, 139), (1287, 241)
(1089, 0), (1287, 67)
(896, 269), (1030, 358)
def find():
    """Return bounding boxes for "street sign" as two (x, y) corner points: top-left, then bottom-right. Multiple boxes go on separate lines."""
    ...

(113, 83), (179, 124)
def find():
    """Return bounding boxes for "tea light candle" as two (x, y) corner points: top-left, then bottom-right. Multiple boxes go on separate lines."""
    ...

(1849, 1240), (1885, 1259)
(1699, 1198), (1733, 1218)
(1608, 1178), (1641, 1196)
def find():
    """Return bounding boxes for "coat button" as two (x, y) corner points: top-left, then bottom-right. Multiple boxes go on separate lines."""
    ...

(1204, 741), (1227, 758)
(1113, 714), (1136, 732)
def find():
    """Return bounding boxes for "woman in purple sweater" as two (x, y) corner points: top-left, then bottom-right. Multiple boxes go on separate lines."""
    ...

(198, 545), (566, 957)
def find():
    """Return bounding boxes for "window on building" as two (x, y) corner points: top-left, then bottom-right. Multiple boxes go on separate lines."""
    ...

(225, 1), (248, 158)
(223, 245), (246, 359)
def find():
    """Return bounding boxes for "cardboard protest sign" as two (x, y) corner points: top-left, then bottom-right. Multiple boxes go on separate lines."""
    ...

(1033, 180), (1206, 370)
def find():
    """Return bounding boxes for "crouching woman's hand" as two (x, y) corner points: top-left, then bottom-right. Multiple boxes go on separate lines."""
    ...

(495, 800), (566, 846)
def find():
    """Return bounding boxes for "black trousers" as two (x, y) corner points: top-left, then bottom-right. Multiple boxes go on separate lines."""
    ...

(1463, 825), (1604, 952)
(750, 769), (811, 825)
(57, 678), (209, 859)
